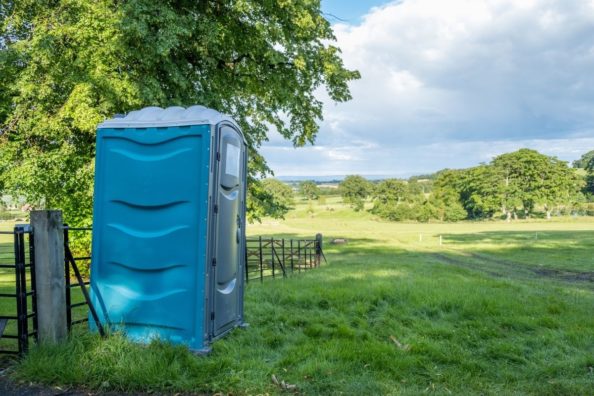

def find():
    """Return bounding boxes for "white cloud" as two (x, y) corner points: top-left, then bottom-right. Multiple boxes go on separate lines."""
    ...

(262, 137), (594, 177)
(262, 0), (594, 176)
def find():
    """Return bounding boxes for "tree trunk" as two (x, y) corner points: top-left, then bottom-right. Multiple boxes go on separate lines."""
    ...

(506, 211), (511, 222)
(513, 211), (518, 220)
(544, 204), (552, 220)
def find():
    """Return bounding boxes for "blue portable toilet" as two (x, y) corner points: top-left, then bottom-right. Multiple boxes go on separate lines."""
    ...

(90, 106), (247, 352)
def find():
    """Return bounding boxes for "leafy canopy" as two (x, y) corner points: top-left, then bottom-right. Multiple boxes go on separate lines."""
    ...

(339, 175), (372, 211)
(371, 149), (584, 223)
(299, 180), (319, 200)
(573, 150), (594, 169)
(0, 0), (359, 224)
(492, 149), (582, 215)
(260, 178), (294, 218)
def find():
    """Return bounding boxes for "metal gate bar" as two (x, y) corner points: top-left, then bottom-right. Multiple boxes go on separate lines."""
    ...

(63, 226), (105, 336)
(0, 226), (37, 355)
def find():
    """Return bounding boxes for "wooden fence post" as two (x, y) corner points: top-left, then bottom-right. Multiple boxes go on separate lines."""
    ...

(315, 233), (323, 267)
(258, 236), (263, 282)
(31, 210), (67, 344)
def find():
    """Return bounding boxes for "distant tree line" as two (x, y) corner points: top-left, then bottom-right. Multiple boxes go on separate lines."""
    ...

(339, 149), (594, 222)
(259, 148), (594, 222)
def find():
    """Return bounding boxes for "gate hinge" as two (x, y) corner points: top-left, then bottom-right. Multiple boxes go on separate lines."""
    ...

(214, 204), (218, 214)
(211, 258), (217, 267)
(210, 312), (215, 320)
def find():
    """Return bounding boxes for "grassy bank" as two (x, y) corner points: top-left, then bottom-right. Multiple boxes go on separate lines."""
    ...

(7, 201), (594, 394)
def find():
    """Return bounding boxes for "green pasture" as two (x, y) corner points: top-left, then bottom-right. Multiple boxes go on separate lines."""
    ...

(5, 200), (594, 394)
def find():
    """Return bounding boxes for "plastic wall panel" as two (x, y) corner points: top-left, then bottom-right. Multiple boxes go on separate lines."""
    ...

(90, 125), (211, 350)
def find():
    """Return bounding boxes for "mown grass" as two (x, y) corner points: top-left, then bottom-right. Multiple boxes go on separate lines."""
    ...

(7, 201), (594, 394)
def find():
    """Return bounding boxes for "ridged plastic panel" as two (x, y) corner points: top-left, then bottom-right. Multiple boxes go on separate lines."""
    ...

(90, 125), (211, 350)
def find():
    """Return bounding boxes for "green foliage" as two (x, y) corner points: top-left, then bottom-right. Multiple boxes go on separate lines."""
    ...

(0, 0), (359, 224)
(587, 157), (594, 172)
(582, 154), (594, 199)
(429, 180), (468, 222)
(372, 178), (451, 222)
(585, 175), (594, 201)
(441, 201), (467, 222)
(367, 149), (585, 223)
(339, 175), (372, 211)
(387, 203), (416, 221)
(433, 150), (584, 221)
(433, 166), (502, 219)
(371, 178), (408, 219)
(373, 179), (409, 205)
(260, 178), (294, 218)
(406, 179), (425, 198)
(572, 150), (594, 169)
(492, 149), (583, 218)
(299, 180), (320, 200)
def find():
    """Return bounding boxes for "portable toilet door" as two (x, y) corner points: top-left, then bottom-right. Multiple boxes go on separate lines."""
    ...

(209, 123), (247, 339)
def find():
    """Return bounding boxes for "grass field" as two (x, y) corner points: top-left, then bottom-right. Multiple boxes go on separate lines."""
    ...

(5, 199), (594, 394)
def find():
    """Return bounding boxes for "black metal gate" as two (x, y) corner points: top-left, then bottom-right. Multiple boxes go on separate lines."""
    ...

(0, 226), (37, 355)
(63, 226), (104, 336)
(0, 224), (104, 357)
(245, 235), (326, 282)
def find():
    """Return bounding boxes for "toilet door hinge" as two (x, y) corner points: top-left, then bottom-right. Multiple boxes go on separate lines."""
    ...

(210, 312), (215, 320)
(211, 258), (217, 267)
(214, 204), (218, 214)
(216, 152), (221, 161)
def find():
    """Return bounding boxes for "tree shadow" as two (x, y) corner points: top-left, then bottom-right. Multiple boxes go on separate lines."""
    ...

(361, 229), (593, 290)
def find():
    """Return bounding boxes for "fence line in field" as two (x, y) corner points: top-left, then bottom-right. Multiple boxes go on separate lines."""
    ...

(245, 236), (324, 282)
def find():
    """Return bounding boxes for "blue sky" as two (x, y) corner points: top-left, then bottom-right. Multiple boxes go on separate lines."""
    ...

(262, 0), (594, 178)
(321, 1), (391, 23)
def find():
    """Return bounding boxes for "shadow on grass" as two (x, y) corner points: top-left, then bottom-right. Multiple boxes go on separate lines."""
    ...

(440, 230), (594, 278)
(443, 229), (594, 246)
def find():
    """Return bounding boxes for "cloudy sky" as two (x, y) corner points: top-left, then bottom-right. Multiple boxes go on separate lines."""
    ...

(261, 0), (594, 178)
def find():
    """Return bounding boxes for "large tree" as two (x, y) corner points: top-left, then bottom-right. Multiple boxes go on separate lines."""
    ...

(457, 166), (503, 219)
(492, 149), (582, 219)
(431, 169), (471, 221)
(339, 175), (372, 211)
(0, 0), (359, 224)
(298, 180), (319, 200)
(371, 179), (411, 220)
(373, 179), (409, 206)
(260, 178), (294, 217)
